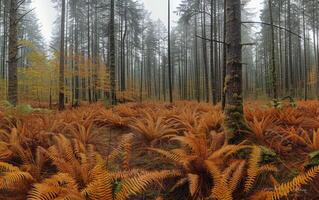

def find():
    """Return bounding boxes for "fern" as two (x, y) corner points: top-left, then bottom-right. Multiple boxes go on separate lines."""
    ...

(27, 173), (82, 200)
(115, 170), (181, 200)
(205, 160), (232, 200)
(187, 173), (199, 196)
(270, 165), (319, 200)
(229, 160), (246, 193)
(245, 146), (262, 192)
(0, 162), (34, 191)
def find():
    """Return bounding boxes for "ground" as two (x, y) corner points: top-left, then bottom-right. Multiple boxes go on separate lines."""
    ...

(0, 100), (319, 199)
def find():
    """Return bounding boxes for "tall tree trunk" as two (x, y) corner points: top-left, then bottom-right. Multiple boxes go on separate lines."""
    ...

(268, 0), (277, 99)
(109, 0), (116, 105)
(59, 0), (66, 110)
(201, 0), (209, 102)
(224, 0), (245, 142)
(168, 0), (173, 103)
(303, 8), (307, 100)
(194, 15), (200, 102)
(73, 0), (79, 106)
(221, 0), (226, 110)
(8, 0), (18, 106)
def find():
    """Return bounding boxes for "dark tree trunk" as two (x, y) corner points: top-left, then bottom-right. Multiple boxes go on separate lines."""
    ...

(59, 0), (66, 110)
(109, 0), (117, 105)
(168, 0), (173, 103)
(8, 0), (18, 106)
(224, 0), (245, 142)
(268, 0), (277, 99)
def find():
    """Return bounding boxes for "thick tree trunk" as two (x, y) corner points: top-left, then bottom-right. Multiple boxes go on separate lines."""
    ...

(224, 0), (245, 142)
(8, 0), (18, 106)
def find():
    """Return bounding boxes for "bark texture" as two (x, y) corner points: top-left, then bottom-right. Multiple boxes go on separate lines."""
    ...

(8, 0), (18, 106)
(224, 0), (246, 142)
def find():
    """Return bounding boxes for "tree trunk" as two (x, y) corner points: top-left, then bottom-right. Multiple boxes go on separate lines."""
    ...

(268, 0), (277, 99)
(8, 0), (18, 106)
(168, 0), (173, 103)
(224, 0), (245, 142)
(109, 0), (117, 105)
(59, 0), (66, 110)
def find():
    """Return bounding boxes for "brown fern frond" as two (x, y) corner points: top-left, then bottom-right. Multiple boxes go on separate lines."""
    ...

(187, 173), (199, 196)
(245, 146), (261, 192)
(205, 160), (232, 200)
(170, 177), (188, 192)
(147, 148), (188, 166)
(229, 160), (246, 193)
(270, 165), (319, 200)
(82, 169), (113, 200)
(0, 171), (34, 190)
(108, 133), (134, 169)
(249, 190), (271, 200)
(115, 170), (181, 200)
(257, 164), (278, 175)
(27, 173), (80, 200)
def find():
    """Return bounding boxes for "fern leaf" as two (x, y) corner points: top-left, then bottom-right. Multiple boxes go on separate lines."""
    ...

(270, 165), (319, 200)
(205, 160), (232, 200)
(229, 160), (246, 193)
(245, 146), (261, 192)
(187, 173), (199, 196)
(115, 170), (181, 200)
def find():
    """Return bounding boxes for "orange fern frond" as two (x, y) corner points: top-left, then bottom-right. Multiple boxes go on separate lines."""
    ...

(205, 160), (232, 200)
(115, 170), (181, 200)
(245, 146), (262, 192)
(270, 165), (319, 200)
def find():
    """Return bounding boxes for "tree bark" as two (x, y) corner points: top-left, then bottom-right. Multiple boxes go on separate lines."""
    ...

(168, 0), (173, 103)
(268, 0), (277, 99)
(224, 0), (245, 142)
(109, 0), (117, 105)
(59, 0), (66, 110)
(8, 0), (18, 106)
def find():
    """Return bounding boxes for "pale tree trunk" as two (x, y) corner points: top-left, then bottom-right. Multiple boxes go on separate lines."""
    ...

(59, 0), (66, 110)
(8, 0), (18, 106)
(224, 0), (245, 143)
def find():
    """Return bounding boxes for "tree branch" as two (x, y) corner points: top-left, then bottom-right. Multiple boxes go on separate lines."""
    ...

(241, 21), (301, 38)
(16, 8), (35, 23)
(195, 35), (226, 44)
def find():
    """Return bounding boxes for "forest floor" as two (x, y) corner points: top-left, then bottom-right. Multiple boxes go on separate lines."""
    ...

(1, 100), (319, 200)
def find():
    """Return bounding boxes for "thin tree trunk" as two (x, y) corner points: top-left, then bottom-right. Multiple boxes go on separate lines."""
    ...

(168, 0), (173, 102)
(109, 0), (116, 105)
(59, 0), (66, 110)
(268, 0), (277, 99)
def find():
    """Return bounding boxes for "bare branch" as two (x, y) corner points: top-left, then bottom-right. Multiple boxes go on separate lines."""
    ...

(241, 21), (302, 38)
(195, 35), (226, 44)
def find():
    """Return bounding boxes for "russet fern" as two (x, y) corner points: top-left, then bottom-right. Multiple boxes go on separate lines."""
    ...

(270, 165), (319, 200)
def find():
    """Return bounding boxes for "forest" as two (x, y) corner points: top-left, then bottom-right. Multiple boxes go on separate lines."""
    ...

(1, 0), (319, 199)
